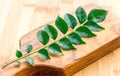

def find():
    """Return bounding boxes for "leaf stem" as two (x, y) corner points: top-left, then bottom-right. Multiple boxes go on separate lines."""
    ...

(1, 19), (89, 69)
(1, 28), (76, 69)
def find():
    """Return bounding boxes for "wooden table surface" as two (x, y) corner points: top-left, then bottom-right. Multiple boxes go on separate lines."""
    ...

(0, 0), (120, 76)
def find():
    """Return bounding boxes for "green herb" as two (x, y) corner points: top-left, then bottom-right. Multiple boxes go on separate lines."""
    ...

(64, 13), (77, 29)
(16, 50), (22, 58)
(68, 32), (86, 45)
(48, 43), (63, 55)
(88, 9), (108, 22)
(25, 45), (33, 53)
(38, 49), (50, 60)
(1, 6), (108, 69)
(76, 6), (87, 24)
(17, 61), (21, 65)
(26, 58), (34, 66)
(84, 21), (105, 32)
(45, 24), (58, 40)
(55, 16), (68, 34)
(37, 30), (49, 45)
(76, 26), (96, 38)
(58, 37), (76, 50)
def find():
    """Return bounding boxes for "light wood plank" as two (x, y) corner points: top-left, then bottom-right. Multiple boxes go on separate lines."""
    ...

(0, 0), (120, 76)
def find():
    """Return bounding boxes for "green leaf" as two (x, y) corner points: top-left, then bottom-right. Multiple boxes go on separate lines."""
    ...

(88, 9), (108, 22)
(26, 58), (34, 66)
(76, 26), (96, 38)
(37, 30), (49, 45)
(16, 50), (22, 58)
(25, 45), (33, 53)
(48, 43), (63, 55)
(84, 21), (105, 32)
(38, 49), (50, 60)
(55, 16), (68, 34)
(75, 6), (87, 24)
(45, 24), (58, 40)
(58, 37), (76, 50)
(17, 61), (21, 65)
(64, 13), (77, 29)
(68, 32), (86, 45)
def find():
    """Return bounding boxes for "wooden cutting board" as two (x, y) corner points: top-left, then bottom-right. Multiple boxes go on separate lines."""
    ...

(0, 4), (120, 76)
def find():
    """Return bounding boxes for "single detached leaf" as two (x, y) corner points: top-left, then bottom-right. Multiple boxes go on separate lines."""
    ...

(64, 13), (77, 29)
(25, 45), (33, 53)
(16, 50), (22, 58)
(76, 26), (96, 38)
(37, 30), (49, 45)
(45, 24), (58, 40)
(58, 37), (76, 50)
(68, 32), (86, 45)
(55, 16), (68, 34)
(84, 21), (105, 32)
(88, 9), (108, 22)
(48, 43), (63, 55)
(75, 6), (87, 24)
(26, 58), (34, 66)
(38, 49), (50, 60)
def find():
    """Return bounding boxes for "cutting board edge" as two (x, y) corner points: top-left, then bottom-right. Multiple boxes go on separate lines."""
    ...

(63, 36), (120, 76)
(18, 36), (120, 76)
(18, 4), (120, 76)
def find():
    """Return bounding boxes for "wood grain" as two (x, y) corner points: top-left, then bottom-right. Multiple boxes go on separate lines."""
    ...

(1, 3), (120, 76)
(0, 0), (120, 76)
(18, 4), (120, 76)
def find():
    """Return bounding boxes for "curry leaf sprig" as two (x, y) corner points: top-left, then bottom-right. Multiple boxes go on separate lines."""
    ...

(1, 6), (108, 69)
